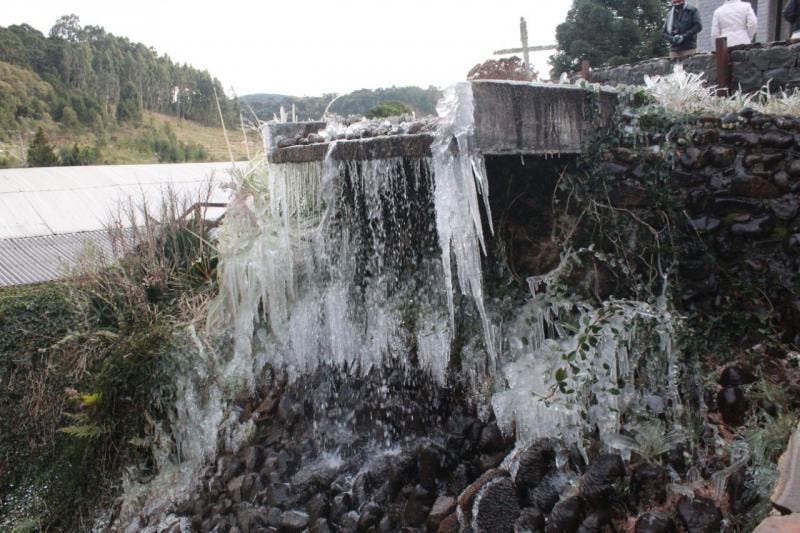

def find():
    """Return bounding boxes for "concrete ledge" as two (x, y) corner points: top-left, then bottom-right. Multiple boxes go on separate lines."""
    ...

(265, 122), (327, 155)
(470, 81), (617, 155)
(269, 134), (434, 164)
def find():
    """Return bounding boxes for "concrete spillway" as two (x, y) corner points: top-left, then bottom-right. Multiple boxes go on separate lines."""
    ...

(264, 81), (618, 164)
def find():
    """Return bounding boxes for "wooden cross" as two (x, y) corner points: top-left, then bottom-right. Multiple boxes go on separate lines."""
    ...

(493, 17), (557, 69)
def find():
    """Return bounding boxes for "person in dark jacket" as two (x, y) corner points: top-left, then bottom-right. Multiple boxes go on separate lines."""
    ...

(783, 0), (800, 41)
(663, 0), (703, 59)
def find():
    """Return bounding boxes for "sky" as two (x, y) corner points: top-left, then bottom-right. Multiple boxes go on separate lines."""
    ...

(0, 1), (575, 97)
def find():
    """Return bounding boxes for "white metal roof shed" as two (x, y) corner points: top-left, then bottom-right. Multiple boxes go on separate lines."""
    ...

(0, 161), (248, 287)
(0, 161), (246, 239)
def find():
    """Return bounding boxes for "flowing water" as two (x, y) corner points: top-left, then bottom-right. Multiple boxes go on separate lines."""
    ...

(118, 82), (683, 524)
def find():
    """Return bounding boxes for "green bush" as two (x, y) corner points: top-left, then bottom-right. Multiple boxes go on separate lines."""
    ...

(58, 143), (100, 166)
(365, 100), (413, 119)
(133, 124), (208, 163)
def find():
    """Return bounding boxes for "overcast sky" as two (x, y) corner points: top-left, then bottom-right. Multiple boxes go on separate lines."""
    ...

(0, 1), (575, 97)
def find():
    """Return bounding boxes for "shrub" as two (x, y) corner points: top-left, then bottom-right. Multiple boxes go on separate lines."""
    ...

(26, 127), (58, 167)
(467, 56), (537, 82)
(365, 100), (413, 119)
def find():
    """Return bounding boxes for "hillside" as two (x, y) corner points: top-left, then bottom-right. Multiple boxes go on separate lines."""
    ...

(0, 16), (254, 167)
(241, 85), (443, 121)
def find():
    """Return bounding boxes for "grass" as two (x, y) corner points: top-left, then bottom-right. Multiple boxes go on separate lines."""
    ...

(0, 111), (261, 167)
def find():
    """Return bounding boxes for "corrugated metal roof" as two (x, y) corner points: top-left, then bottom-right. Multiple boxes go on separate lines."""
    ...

(0, 229), (114, 287)
(0, 162), (245, 239)
(0, 161), (247, 286)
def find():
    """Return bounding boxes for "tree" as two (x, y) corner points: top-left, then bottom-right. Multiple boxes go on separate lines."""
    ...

(27, 128), (59, 167)
(467, 56), (537, 82)
(550, 0), (668, 76)
(365, 101), (413, 119)
(116, 81), (142, 123)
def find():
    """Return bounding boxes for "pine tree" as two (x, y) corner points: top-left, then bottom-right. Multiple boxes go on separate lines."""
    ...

(26, 127), (59, 167)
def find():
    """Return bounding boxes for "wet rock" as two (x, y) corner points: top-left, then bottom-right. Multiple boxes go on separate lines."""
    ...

(472, 477), (521, 533)
(689, 216), (721, 233)
(514, 439), (557, 490)
(277, 393), (304, 424)
(630, 463), (668, 508)
(428, 496), (456, 528)
(774, 171), (792, 193)
(719, 131), (759, 146)
(717, 386), (749, 426)
(731, 175), (781, 199)
(266, 507), (282, 527)
(242, 445), (263, 472)
(602, 162), (629, 177)
(437, 513), (459, 533)
(744, 154), (763, 168)
(720, 365), (758, 387)
(331, 492), (352, 521)
(266, 482), (295, 508)
(727, 465), (756, 515)
(417, 444), (441, 490)
(762, 152), (786, 167)
(788, 233), (800, 253)
(693, 128), (719, 144)
(676, 496), (722, 533)
(731, 214), (775, 237)
(578, 454), (625, 505)
(306, 493), (330, 522)
(217, 455), (244, 484)
(762, 130), (795, 148)
(310, 518), (332, 533)
(707, 145), (735, 167)
(527, 475), (563, 513)
(357, 502), (383, 531)
(680, 147), (703, 169)
(515, 507), (545, 532)
(577, 510), (610, 533)
(635, 511), (676, 533)
(770, 194), (799, 220)
(339, 510), (360, 532)
(457, 468), (507, 521)
(545, 496), (585, 533)
(479, 422), (506, 452)
(307, 132), (325, 144)
(276, 137), (296, 149)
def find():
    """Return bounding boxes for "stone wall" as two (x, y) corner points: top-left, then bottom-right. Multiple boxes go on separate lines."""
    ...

(589, 41), (800, 93)
(597, 107), (800, 348)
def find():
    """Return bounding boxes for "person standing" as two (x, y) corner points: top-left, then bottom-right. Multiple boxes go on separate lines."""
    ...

(783, 0), (800, 41)
(711, 0), (757, 47)
(663, 0), (703, 60)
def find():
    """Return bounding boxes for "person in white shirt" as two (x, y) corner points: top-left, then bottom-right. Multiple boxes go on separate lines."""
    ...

(711, 0), (757, 47)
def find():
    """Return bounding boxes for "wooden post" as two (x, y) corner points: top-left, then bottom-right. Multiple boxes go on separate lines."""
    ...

(580, 60), (590, 81)
(715, 37), (730, 96)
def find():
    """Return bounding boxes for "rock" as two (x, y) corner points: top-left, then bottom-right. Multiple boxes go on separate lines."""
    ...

(515, 507), (545, 532)
(771, 424), (800, 513)
(727, 466), (755, 515)
(417, 444), (441, 490)
(472, 477), (521, 533)
(305, 493), (330, 522)
(706, 145), (735, 167)
(331, 492), (352, 521)
(754, 514), (800, 532)
(545, 496), (585, 533)
(689, 216), (721, 233)
(744, 154), (763, 168)
(613, 147), (639, 164)
(731, 214), (775, 237)
(310, 518), (332, 533)
(718, 386), (749, 426)
(693, 128), (719, 144)
(635, 511), (676, 533)
(762, 130), (795, 148)
(527, 475), (563, 513)
(680, 147), (703, 169)
(242, 446), (263, 472)
(774, 171), (793, 193)
(339, 510), (360, 532)
(788, 159), (800, 178)
(788, 233), (800, 254)
(577, 511), (610, 533)
(266, 507), (282, 527)
(437, 512), (459, 533)
(277, 393), (303, 424)
(457, 468), (507, 520)
(578, 454), (625, 505)
(719, 131), (759, 146)
(217, 455), (244, 484)
(731, 175), (781, 199)
(720, 364), (758, 386)
(602, 162), (629, 177)
(227, 475), (245, 503)
(479, 422), (506, 452)
(514, 439), (557, 490)
(357, 502), (383, 530)
(676, 496), (722, 533)
(428, 496), (456, 528)
(630, 463), (668, 509)
(307, 133), (325, 144)
(266, 482), (295, 508)
(770, 194), (799, 220)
